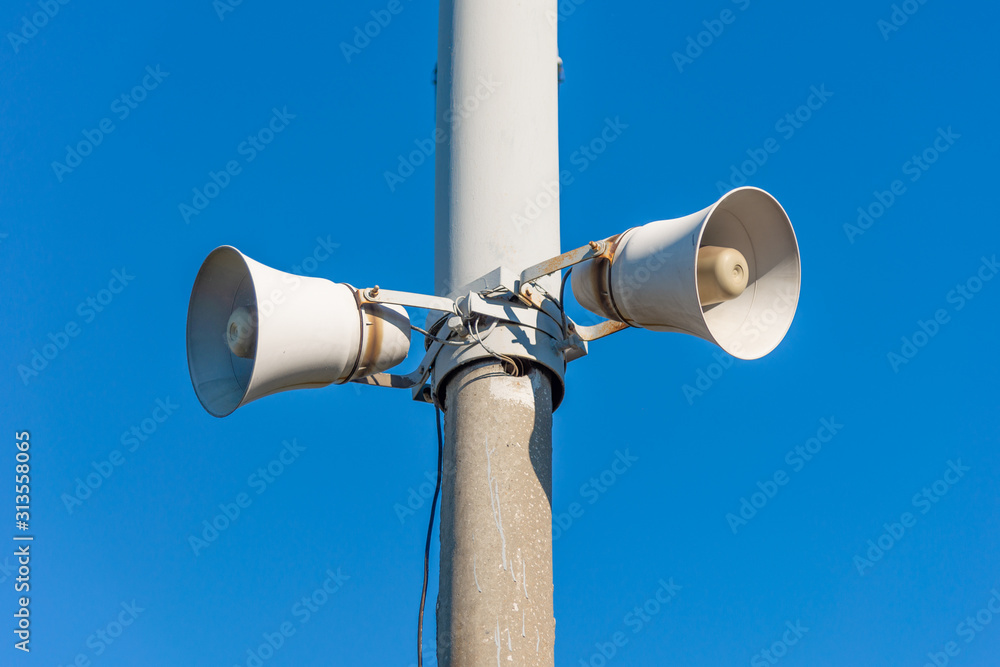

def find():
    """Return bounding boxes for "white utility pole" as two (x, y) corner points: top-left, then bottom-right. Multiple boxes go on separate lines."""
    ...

(434, 1), (561, 664)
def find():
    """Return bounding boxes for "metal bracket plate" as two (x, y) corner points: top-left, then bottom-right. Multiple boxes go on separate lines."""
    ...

(350, 339), (445, 403)
(359, 288), (457, 314)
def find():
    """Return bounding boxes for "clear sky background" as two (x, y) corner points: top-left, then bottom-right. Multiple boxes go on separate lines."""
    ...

(2, 0), (999, 665)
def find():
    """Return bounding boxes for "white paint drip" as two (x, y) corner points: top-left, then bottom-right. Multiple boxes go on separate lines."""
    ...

(473, 554), (482, 593)
(485, 439), (508, 570)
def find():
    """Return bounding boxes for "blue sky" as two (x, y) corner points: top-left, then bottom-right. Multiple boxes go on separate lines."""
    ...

(2, 0), (999, 665)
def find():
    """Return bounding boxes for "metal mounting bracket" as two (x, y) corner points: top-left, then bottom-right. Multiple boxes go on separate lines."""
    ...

(350, 339), (446, 404)
(348, 244), (632, 399)
(358, 288), (458, 314)
(569, 318), (630, 342)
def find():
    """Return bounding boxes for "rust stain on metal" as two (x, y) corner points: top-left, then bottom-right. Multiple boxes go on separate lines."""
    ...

(355, 303), (385, 377)
(574, 319), (630, 342)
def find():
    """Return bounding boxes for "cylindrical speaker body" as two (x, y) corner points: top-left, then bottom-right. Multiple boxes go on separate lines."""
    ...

(186, 246), (410, 417)
(572, 187), (800, 360)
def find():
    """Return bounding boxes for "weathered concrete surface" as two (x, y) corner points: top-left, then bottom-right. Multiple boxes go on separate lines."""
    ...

(438, 360), (555, 666)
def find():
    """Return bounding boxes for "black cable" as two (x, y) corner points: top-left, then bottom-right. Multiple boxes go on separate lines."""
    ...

(411, 324), (472, 347)
(559, 268), (573, 338)
(418, 408), (444, 667)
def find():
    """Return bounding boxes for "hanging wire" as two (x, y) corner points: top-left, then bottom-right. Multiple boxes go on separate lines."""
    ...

(418, 408), (444, 667)
(411, 324), (473, 347)
(470, 316), (521, 374)
(559, 268), (573, 339)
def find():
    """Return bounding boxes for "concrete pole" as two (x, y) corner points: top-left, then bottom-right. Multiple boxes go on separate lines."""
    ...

(436, 362), (555, 665)
(434, 1), (561, 665)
